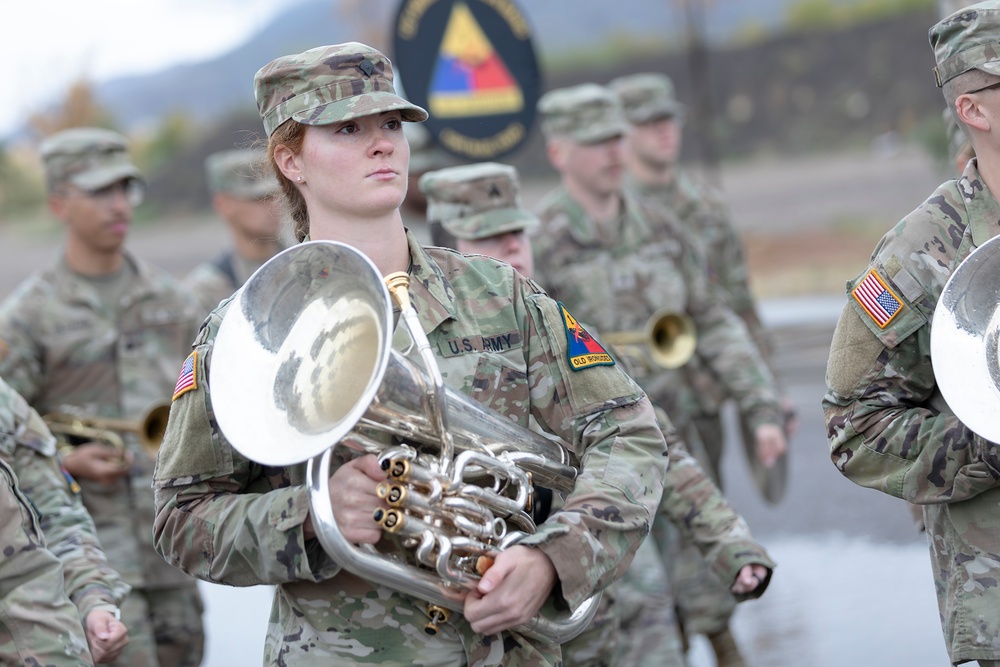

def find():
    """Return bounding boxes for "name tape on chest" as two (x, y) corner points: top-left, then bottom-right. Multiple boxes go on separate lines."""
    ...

(440, 331), (523, 357)
(852, 268), (904, 328)
(172, 351), (198, 401)
(559, 302), (615, 371)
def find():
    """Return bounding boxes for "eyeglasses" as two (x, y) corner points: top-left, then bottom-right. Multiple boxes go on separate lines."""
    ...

(65, 179), (145, 207)
(964, 81), (1000, 95)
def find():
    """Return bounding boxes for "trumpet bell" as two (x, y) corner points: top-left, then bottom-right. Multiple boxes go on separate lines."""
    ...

(212, 241), (393, 466)
(647, 310), (697, 369)
(931, 234), (1000, 442)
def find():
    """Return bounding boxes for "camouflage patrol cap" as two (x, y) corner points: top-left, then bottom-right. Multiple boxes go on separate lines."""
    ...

(537, 83), (630, 144)
(608, 72), (685, 124)
(40, 127), (143, 191)
(204, 149), (280, 198)
(930, 2), (1000, 87)
(419, 162), (538, 241)
(254, 42), (428, 137)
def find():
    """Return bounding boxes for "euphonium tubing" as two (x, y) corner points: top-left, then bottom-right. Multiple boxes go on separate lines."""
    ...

(211, 240), (599, 643)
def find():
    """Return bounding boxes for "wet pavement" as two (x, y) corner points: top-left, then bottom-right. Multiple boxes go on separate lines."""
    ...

(193, 296), (954, 667)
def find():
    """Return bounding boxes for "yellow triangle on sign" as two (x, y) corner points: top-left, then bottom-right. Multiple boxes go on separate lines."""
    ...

(429, 1), (524, 118)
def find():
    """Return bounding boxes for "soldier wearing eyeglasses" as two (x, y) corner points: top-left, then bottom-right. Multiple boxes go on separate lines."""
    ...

(0, 127), (205, 667)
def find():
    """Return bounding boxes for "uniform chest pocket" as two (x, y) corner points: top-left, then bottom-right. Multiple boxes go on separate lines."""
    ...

(469, 353), (530, 423)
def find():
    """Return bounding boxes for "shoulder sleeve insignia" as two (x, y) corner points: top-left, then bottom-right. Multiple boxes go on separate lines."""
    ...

(172, 351), (198, 401)
(558, 302), (615, 371)
(852, 268), (904, 328)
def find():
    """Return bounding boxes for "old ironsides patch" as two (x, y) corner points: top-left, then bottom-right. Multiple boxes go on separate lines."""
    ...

(559, 302), (614, 371)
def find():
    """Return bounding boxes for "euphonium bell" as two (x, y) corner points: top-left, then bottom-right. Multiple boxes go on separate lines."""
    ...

(601, 308), (697, 370)
(210, 240), (599, 644)
(44, 400), (171, 459)
(931, 233), (1000, 442)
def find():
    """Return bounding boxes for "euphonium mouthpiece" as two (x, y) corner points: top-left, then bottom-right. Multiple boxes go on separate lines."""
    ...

(384, 272), (411, 311)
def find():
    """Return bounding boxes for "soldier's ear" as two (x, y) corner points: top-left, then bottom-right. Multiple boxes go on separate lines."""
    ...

(954, 93), (991, 134)
(546, 140), (567, 172)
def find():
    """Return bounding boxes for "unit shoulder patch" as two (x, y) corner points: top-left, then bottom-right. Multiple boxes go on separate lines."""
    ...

(558, 302), (615, 371)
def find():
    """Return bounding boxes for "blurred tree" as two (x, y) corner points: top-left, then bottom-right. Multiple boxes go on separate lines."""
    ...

(27, 79), (114, 137)
(135, 111), (199, 173)
(0, 143), (46, 220)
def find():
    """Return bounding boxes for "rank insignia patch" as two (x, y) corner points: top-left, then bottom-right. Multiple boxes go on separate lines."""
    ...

(852, 268), (903, 328)
(172, 351), (198, 401)
(559, 302), (615, 371)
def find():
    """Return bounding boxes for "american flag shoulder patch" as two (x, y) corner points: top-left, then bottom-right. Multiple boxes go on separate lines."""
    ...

(852, 268), (904, 329)
(172, 351), (198, 401)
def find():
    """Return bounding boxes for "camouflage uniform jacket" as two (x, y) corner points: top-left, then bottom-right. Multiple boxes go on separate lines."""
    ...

(0, 375), (130, 621)
(183, 249), (267, 318)
(0, 457), (94, 666)
(0, 251), (202, 590)
(152, 231), (667, 666)
(824, 159), (1000, 664)
(530, 186), (782, 436)
(660, 433), (775, 595)
(626, 170), (775, 417)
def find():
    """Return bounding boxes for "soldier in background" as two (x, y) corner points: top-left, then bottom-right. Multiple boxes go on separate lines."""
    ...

(0, 127), (205, 667)
(530, 83), (787, 666)
(419, 161), (775, 667)
(183, 148), (284, 316)
(401, 121), (458, 245)
(1, 374), (130, 662)
(825, 4), (1000, 665)
(0, 456), (95, 666)
(607, 72), (796, 664)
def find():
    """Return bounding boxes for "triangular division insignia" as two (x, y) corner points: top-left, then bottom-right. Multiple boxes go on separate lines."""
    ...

(558, 302), (615, 371)
(428, 1), (524, 118)
(852, 268), (904, 329)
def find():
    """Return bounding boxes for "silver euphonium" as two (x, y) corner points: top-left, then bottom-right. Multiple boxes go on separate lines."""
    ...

(931, 233), (1000, 443)
(210, 240), (599, 642)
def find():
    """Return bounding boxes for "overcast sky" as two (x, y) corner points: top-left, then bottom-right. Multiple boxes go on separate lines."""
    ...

(1, 0), (301, 138)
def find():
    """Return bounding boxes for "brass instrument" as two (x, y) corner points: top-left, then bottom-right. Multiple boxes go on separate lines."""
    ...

(210, 240), (599, 642)
(931, 234), (1000, 442)
(601, 308), (697, 370)
(44, 401), (172, 459)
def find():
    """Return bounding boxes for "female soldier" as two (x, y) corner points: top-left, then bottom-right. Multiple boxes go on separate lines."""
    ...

(151, 43), (667, 666)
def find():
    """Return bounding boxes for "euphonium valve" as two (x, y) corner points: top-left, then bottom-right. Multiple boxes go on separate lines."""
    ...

(211, 241), (599, 644)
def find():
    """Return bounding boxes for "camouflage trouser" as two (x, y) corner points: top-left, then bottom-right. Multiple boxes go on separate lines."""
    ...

(658, 416), (735, 638)
(691, 413), (724, 486)
(562, 538), (684, 667)
(109, 585), (205, 667)
(615, 537), (685, 667)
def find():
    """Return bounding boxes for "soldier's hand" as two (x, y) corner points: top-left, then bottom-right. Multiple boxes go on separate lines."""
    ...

(60, 442), (132, 484)
(781, 395), (799, 438)
(463, 545), (557, 636)
(304, 454), (385, 544)
(85, 608), (128, 663)
(731, 563), (769, 595)
(753, 423), (786, 468)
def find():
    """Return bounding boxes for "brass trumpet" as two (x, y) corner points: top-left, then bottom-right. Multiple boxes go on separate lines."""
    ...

(44, 401), (171, 459)
(601, 308), (697, 370)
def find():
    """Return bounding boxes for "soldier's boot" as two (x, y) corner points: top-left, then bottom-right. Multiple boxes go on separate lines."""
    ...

(708, 627), (747, 667)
